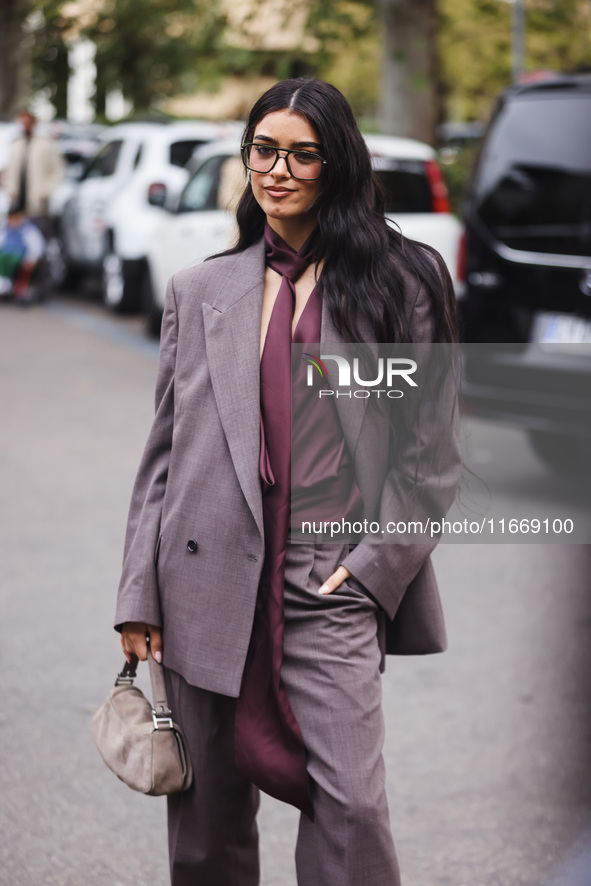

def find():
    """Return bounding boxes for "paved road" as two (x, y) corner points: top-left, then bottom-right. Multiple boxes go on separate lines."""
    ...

(1, 297), (590, 886)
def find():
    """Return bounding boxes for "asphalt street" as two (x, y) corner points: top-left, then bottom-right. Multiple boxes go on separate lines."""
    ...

(1, 295), (590, 886)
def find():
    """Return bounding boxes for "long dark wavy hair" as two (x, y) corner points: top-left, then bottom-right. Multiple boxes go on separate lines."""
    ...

(221, 77), (458, 345)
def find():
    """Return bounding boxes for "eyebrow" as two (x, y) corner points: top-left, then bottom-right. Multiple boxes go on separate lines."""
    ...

(253, 134), (323, 151)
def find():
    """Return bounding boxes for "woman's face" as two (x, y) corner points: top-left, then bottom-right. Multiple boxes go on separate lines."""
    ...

(249, 109), (324, 233)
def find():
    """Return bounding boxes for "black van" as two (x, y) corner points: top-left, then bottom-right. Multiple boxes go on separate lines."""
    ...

(460, 73), (591, 473)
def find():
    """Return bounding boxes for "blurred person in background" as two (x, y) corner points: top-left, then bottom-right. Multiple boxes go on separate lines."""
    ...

(4, 109), (64, 236)
(0, 201), (45, 303)
(115, 78), (460, 886)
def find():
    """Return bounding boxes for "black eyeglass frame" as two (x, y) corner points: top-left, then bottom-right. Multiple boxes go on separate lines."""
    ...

(241, 142), (327, 181)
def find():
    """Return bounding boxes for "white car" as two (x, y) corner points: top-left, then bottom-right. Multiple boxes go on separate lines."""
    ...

(48, 122), (106, 219)
(59, 120), (240, 312)
(144, 135), (463, 334)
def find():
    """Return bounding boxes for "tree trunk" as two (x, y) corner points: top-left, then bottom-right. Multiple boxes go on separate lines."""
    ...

(0, 0), (28, 119)
(94, 76), (107, 120)
(53, 42), (70, 119)
(379, 0), (439, 145)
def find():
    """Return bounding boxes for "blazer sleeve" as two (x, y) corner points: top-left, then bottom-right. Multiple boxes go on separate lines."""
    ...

(114, 277), (179, 630)
(341, 271), (462, 620)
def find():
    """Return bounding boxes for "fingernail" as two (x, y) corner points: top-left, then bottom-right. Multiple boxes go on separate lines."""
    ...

(318, 584), (330, 595)
(154, 651), (162, 663)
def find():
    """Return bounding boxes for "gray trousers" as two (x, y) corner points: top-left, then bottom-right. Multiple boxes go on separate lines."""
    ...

(163, 543), (400, 886)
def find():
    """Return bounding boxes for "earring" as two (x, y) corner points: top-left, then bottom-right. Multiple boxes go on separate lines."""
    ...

(248, 171), (252, 185)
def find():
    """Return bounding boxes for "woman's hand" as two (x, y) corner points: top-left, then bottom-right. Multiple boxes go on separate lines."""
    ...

(121, 622), (163, 663)
(318, 566), (351, 595)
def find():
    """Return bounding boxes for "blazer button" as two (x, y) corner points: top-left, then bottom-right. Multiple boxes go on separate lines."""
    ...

(187, 539), (198, 553)
(247, 555), (258, 562)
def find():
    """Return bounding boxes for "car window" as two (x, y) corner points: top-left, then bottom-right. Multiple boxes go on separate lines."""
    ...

(82, 140), (123, 179)
(178, 156), (226, 212)
(372, 158), (433, 213)
(473, 93), (591, 255)
(169, 140), (208, 169)
(133, 144), (143, 169)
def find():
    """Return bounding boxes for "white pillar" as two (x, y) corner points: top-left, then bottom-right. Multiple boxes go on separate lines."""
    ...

(67, 40), (96, 122)
(105, 86), (133, 122)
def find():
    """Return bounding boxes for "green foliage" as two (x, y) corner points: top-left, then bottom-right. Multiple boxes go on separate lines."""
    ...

(438, 0), (512, 122)
(0, 0), (69, 118)
(27, 1), (71, 117)
(81, 0), (229, 113)
(304, 0), (591, 126)
(440, 0), (591, 123)
(294, 0), (381, 117)
(439, 142), (480, 215)
(20, 0), (591, 127)
(526, 0), (591, 73)
(0, 0), (26, 117)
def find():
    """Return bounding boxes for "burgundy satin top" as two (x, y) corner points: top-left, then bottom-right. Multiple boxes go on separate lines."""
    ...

(233, 225), (362, 819)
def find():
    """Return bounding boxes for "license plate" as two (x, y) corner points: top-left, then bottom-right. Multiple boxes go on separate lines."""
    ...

(532, 312), (591, 354)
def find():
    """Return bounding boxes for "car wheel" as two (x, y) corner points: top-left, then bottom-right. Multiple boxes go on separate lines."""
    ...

(44, 236), (68, 290)
(528, 430), (590, 478)
(46, 234), (80, 291)
(101, 251), (143, 313)
(142, 263), (163, 337)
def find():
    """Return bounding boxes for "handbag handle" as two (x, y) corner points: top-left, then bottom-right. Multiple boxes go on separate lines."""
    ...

(115, 636), (173, 727)
(146, 638), (173, 724)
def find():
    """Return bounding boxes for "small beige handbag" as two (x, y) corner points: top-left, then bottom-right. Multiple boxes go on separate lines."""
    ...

(91, 642), (193, 796)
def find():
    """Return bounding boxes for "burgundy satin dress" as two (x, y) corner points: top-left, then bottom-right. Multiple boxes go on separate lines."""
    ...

(233, 225), (362, 820)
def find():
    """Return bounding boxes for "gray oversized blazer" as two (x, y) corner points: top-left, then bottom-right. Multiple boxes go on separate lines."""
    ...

(115, 238), (461, 697)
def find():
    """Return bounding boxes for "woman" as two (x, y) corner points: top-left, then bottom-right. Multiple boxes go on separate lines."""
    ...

(116, 78), (460, 886)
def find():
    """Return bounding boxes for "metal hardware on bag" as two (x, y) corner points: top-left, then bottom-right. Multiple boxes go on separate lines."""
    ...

(115, 674), (135, 686)
(152, 709), (174, 730)
(115, 655), (138, 686)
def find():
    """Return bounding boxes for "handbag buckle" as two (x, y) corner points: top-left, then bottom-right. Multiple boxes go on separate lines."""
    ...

(152, 708), (173, 730)
(115, 654), (138, 686)
(115, 674), (135, 686)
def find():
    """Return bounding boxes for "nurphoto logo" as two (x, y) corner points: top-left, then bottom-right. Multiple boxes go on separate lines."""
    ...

(303, 353), (418, 399)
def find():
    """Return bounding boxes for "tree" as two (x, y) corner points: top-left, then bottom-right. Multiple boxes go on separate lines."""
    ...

(0, 0), (74, 121)
(440, 0), (591, 123)
(4, 0), (232, 120)
(298, 0), (440, 141)
(300, 0), (379, 118)
(10, 0), (591, 131)
(0, 0), (29, 119)
(379, 0), (439, 141)
(304, 0), (591, 138)
(80, 0), (229, 116)
(28, 0), (72, 119)
(439, 0), (513, 122)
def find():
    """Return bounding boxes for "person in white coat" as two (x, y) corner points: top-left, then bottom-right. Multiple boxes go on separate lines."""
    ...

(5, 110), (64, 226)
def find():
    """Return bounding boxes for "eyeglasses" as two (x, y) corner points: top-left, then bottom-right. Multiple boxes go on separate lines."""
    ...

(241, 143), (327, 181)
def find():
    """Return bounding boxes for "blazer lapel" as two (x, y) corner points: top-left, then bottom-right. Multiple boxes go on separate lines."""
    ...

(203, 241), (265, 537)
(203, 242), (379, 532)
